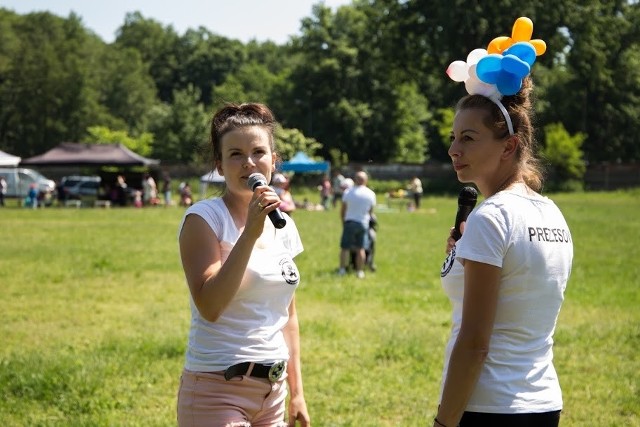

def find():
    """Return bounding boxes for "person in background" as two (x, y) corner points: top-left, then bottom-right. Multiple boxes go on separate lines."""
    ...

(319, 174), (332, 210)
(331, 169), (345, 208)
(0, 175), (7, 206)
(115, 175), (128, 206)
(409, 175), (423, 210)
(162, 172), (172, 207)
(179, 183), (193, 207)
(39, 187), (52, 207)
(341, 177), (354, 196)
(272, 173), (296, 216)
(337, 171), (377, 279)
(177, 102), (310, 427)
(25, 183), (38, 208)
(56, 180), (67, 206)
(435, 22), (573, 426)
(133, 190), (143, 208)
(142, 173), (157, 206)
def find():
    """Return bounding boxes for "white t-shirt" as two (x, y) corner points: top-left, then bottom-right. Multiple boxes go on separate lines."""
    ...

(178, 198), (303, 372)
(440, 187), (573, 413)
(342, 185), (377, 226)
(410, 178), (423, 194)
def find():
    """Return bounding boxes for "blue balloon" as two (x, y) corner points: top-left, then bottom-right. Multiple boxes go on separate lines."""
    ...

(502, 55), (530, 77)
(476, 43), (537, 96)
(504, 42), (537, 66)
(496, 72), (522, 96)
(476, 55), (502, 84)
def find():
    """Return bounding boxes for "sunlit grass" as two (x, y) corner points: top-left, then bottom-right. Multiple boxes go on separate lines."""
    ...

(0, 190), (638, 425)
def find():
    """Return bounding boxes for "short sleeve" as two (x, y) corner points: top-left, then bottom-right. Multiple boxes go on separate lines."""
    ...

(455, 203), (509, 268)
(282, 213), (304, 258)
(177, 199), (224, 241)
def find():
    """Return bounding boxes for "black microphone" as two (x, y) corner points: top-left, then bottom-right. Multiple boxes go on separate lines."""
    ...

(452, 186), (478, 241)
(247, 173), (287, 229)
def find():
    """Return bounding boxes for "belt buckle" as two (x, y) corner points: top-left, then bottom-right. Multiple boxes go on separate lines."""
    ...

(268, 361), (286, 382)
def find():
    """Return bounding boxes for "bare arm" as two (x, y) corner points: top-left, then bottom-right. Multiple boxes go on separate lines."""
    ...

(283, 297), (310, 426)
(179, 215), (260, 321)
(179, 188), (274, 322)
(435, 260), (501, 426)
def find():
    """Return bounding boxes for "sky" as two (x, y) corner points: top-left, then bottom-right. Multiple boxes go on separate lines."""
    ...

(0, 0), (352, 44)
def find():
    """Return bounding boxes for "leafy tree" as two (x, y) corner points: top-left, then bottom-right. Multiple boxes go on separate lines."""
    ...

(0, 9), (25, 153)
(287, 3), (403, 162)
(435, 107), (456, 150)
(0, 9), (160, 157)
(211, 62), (281, 109)
(96, 47), (158, 134)
(542, 122), (586, 185)
(2, 0), (640, 172)
(177, 29), (247, 105)
(561, 0), (640, 162)
(115, 12), (181, 102)
(392, 82), (431, 162)
(147, 85), (209, 163)
(274, 127), (322, 161)
(328, 148), (349, 168)
(0, 11), (106, 156)
(287, 5), (366, 157)
(245, 40), (293, 75)
(86, 126), (154, 157)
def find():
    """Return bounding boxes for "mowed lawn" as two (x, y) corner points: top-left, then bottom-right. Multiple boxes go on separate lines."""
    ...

(0, 190), (638, 426)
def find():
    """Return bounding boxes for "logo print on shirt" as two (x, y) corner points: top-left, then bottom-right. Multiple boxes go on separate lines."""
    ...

(279, 258), (300, 285)
(441, 245), (456, 277)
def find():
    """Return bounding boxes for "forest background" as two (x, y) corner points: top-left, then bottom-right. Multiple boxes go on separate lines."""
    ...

(1, 0), (639, 189)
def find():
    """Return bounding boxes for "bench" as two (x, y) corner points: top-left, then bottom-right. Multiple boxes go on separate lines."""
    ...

(94, 200), (111, 208)
(64, 199), (82, 208)
(385, 193), (411, 210)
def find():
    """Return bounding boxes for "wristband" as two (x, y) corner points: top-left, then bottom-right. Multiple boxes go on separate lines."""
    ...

(434, 417), (448, 427)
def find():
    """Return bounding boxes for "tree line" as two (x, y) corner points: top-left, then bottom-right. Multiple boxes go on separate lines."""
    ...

(0, 1), (638, 183)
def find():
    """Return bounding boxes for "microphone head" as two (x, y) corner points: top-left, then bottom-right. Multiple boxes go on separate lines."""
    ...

(458, 186), (478, 207)
(247, 173), (268, 190)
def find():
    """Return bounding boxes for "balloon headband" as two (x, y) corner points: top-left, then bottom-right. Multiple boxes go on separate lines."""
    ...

(446, 17), (546, 136)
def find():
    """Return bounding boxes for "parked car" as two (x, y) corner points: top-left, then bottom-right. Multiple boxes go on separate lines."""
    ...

(0, 167), (56, 199)
(59, 175), (102, 202)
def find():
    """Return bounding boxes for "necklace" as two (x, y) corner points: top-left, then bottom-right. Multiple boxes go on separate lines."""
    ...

(495, 176), (523, 194)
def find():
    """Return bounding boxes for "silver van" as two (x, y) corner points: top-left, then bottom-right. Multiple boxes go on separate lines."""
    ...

(60, 175), (101, 202)
(0, 167), (56, 198)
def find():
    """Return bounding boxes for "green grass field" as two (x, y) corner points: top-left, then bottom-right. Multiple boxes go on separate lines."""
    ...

(1, 190), (638, 426)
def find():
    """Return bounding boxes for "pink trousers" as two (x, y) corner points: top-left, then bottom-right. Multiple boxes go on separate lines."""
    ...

(177, 368), (288, 427)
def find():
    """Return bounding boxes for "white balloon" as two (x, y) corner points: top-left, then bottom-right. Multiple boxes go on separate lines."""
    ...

(465, 77), (481, 94)
(466, 48), (487, 66)
(446, 60), (469, 82)
(465, 75), (498, 98)
(468, 64), (479, 78)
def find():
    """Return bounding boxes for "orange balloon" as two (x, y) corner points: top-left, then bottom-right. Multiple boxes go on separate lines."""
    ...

(487, 36), (512, 54)
(530, 39), (547, 56)
(512, 17), (533, 42)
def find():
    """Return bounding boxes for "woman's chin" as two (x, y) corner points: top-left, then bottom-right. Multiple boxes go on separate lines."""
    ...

(455, 173), (473, 184)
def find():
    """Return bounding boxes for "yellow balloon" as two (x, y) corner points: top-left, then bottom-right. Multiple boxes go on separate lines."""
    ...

(487, 36), (512, 54)
(530, 39), (547, 56)
(512, 17), (533, 42)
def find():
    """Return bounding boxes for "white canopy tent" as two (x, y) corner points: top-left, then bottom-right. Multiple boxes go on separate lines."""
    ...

(0, 149), (21, 167)
(199, 169), (225, 198)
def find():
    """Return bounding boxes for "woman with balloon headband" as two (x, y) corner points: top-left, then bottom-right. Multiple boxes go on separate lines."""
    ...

(436, 18), (574, 427)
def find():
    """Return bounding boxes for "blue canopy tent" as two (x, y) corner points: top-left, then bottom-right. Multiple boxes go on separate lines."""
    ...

(280, 151), (330, 173)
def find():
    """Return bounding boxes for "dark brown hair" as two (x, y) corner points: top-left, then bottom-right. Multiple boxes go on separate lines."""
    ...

(210, 103), (278, 165)
(456, 77), (544, 191)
